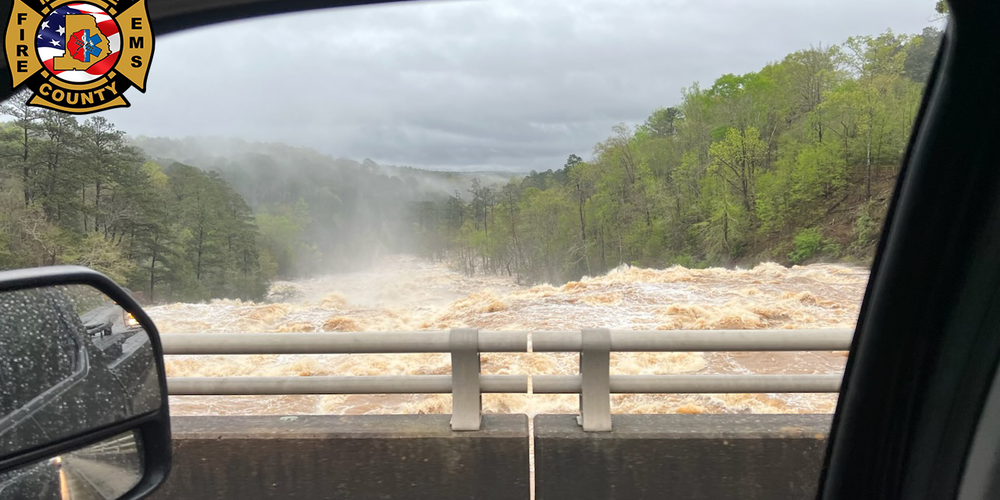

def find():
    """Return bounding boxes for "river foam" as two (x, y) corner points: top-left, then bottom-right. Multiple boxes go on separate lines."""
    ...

(153, 255), (867, 416)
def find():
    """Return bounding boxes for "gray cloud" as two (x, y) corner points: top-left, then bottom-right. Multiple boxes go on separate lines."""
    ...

(102, 0), (943, 172)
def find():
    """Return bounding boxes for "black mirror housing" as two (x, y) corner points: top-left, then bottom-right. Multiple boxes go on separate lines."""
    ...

(0, 266), (171, 499)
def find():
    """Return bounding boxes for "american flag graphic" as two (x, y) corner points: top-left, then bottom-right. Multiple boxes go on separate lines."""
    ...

(36, 3), (120, 83)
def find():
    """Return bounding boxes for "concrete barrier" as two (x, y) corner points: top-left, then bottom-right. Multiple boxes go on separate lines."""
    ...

(149, 414), (529, 500)
(150, 413), (829, 499)
(534, 414), (831, 500)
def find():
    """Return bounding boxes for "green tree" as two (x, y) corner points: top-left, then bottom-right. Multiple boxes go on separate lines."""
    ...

(708, 127), (768, 214)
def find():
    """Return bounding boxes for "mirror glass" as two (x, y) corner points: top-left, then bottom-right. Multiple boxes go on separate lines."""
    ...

(0, 430), (144, 499)
(0, 285), (162, 458)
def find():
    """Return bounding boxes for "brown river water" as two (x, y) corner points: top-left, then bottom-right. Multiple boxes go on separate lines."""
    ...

(152, 255), (868, 417)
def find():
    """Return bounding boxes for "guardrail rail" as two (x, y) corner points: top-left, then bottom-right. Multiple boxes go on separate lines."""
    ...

(161, 328), (852, 431)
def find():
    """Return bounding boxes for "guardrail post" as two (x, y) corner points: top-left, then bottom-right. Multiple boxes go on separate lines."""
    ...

(450, 328), (481, 431)
(578, 328), (612, 431)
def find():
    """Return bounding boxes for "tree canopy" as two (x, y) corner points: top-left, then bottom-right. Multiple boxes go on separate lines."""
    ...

(0, 103), (269, 302)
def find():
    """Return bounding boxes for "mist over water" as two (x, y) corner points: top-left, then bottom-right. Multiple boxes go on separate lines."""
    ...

(154, 255), (867, 416)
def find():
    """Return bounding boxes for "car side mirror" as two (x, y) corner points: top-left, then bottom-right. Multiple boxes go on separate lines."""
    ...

(0, 266), (171, 499)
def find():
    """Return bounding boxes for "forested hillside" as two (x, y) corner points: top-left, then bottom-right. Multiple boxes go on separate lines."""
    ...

(422, 27), (941, 284)
(0, 103), (269, 302)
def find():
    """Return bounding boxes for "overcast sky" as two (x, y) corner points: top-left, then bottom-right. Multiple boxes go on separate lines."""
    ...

(101, 0), (943, 172)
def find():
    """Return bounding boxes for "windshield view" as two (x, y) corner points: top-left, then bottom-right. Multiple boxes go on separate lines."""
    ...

(1, 0), (944, 421)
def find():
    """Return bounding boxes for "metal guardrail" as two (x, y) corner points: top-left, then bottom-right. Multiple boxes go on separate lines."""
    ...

(162, 328), (853, 431)
(168, 375), (530, 395)
(162, 330), (530, 354)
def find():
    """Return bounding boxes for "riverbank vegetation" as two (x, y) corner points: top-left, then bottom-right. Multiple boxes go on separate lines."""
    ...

(422, 27), (941, 283)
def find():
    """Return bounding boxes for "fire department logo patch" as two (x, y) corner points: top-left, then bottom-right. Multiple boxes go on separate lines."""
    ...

(5, 0), (154, 114)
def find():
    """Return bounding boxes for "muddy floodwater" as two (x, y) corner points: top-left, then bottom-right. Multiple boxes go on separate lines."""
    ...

(153, 255), (868, 417)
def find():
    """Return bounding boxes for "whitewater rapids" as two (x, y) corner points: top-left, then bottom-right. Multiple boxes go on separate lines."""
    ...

(152, 255), (868, 417)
